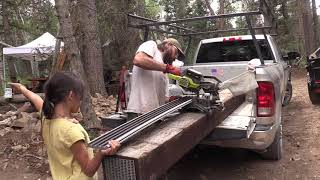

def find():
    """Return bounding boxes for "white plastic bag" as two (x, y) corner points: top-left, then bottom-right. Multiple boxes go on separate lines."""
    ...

(219, 71), (258, 96)
(4, 88), (13, 99)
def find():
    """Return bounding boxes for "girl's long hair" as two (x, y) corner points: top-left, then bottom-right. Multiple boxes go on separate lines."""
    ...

(42, 72), (84, 119)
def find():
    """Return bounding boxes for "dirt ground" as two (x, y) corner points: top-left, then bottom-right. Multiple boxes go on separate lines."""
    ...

(1, 68), (320, 180)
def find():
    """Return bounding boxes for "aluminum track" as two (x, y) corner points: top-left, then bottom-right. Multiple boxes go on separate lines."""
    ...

(89, 97), (193, 149)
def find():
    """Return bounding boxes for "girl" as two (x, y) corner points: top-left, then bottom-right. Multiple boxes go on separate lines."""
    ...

(9, 72), (120, 180)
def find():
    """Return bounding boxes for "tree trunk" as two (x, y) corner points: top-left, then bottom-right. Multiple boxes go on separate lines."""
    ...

(175, 0), (188, 18)
(54, 0), (100, 129)
(280, 0), (289, 34)
(299, 0), (315, 55)
(2, 0), (16, 81)
(203, 0), (215, 15)
(311, 0), (319, 47)
(76, 0), (106, 96)
(97, 0), (142, 74)
(51, 25), (62, 76)
(218, 0), (225, 30)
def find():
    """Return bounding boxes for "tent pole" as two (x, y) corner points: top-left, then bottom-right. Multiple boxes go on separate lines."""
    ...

(2, 53), (6, 89)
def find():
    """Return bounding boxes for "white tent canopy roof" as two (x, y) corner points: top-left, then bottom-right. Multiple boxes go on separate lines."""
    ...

(3, 32), (63, 61)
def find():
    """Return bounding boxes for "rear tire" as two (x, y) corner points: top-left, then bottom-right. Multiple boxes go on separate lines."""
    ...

(260, 125), (282, 160)
(282, 82), (292, 106)
(308, 85), (320, 104)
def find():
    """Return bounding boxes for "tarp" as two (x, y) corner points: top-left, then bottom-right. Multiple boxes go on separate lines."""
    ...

(2, 32), (63, 61)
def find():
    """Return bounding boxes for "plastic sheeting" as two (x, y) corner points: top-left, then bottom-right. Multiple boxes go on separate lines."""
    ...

(219, 71), (258, 96)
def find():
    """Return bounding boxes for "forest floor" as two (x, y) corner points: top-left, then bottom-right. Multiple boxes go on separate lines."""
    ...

(1, 68), (320, 180)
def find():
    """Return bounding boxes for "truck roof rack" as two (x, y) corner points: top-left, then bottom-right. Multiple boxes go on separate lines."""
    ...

(128, 0), (277, 65)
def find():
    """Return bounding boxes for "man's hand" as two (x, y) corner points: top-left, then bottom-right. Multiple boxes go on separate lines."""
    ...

(165, 64), (181, 76)
(100, 140), (120, 156)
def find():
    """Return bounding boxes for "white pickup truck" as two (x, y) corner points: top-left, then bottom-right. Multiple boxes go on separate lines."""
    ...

(181, 34), (299, 160)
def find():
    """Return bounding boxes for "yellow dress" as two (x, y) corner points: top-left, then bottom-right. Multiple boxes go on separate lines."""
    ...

(42, 118), (97, 180)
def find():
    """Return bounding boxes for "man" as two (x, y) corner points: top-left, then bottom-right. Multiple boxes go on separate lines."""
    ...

(127, 38), (185, 116)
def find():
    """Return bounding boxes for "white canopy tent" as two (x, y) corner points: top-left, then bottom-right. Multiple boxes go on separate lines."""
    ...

(3, 32), (61, 61)
(2, 32), (62, 88)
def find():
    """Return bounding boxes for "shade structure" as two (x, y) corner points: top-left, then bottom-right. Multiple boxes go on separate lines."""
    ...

(3, 32), (63, 61)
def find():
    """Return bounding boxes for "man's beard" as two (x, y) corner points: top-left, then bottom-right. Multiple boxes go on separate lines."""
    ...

(162, 49), (175, 65)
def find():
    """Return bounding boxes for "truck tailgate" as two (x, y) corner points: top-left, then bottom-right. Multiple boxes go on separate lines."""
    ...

(203, 101), (256, 141)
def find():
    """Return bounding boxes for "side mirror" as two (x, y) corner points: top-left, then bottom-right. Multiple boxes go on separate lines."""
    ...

(282, 55), (289, 61)
(287, 52), (301, 60)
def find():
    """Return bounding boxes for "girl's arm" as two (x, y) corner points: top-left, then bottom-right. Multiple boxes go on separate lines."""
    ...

(9, 83), (43, 111)
(71, 140), (120, 177)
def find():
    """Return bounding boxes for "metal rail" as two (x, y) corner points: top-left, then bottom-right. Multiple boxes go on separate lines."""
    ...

(89, 97), (193, 149)
(128, 14), (197, 33)
(91, 99), (188, 147)
(181, 26), (272, 36)
(133, 11), (261, 28)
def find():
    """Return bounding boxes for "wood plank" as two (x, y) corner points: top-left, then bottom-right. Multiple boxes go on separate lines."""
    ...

(103, 91), (244, 180)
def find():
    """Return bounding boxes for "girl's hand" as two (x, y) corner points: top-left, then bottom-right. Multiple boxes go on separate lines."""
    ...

(101, 140), (120, 156)
(8, 82), (26, 92)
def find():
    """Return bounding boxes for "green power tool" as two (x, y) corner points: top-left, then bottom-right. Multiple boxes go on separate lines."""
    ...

(168, 68), (223, 112)
(168, 68), (221, 93)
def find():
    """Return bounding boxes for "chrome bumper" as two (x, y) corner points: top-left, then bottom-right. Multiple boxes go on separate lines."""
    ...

(200, 123), (279, 150)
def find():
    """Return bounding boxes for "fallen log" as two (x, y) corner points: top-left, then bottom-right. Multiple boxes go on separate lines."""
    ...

(0, 93), (45, 103)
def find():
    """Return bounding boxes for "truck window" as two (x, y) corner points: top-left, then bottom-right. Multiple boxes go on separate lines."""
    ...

(196, 39), (272, 63)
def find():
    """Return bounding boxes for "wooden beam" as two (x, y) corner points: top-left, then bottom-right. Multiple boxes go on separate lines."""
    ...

(0, 93), (44, 103)
(0, 41), (13, 47)
(102, 91), (245, 180)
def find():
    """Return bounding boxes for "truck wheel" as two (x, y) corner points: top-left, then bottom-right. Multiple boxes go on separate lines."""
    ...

(282, 82), (292, 106)
(260, 125), (282, 160)
(308, 85), (320, 104)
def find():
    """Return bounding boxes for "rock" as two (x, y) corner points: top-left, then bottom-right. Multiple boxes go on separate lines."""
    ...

(37, 147), (46, 156)
(290, 156), (301, 161)
(11, 112), (41, 131)
(11, 144), (28, 151)
(12, 116), (29, 128)
(35, 163), (42, 168)
(2, 162), (8, 170)
(14, 164), (19, 169)
(31, 112), (40, 119)
(0, 127), (13, 136)
(33, 120), (42, 133)
(91, 93), (117, 117)
(0, 115), (17, 126)
(17, 102), (36, 113)
(12, 145), (23, 151)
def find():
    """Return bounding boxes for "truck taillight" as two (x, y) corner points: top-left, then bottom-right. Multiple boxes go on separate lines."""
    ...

(257, 82), (275, 117)
(223, 37), (242, 42)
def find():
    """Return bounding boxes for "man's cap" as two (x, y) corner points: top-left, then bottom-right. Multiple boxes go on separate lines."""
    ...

(163, 38), (185, 60)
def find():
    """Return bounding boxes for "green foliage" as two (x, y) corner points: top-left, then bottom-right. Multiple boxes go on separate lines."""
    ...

(159, 0), (175, 20)
(145, 0), (161, 19)
(188, 0), (208, 31)
(1, 0), (58, 42)
(22, 0), (58, 38)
